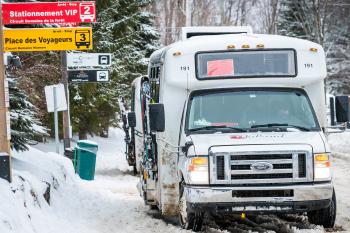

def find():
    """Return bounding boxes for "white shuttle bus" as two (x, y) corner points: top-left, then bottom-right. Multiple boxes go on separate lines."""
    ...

(126, 27), (339, 231)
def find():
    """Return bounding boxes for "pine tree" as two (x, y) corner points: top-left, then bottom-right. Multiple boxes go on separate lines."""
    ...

(70, 0), (160, 139)
(277, 0), (310, 40)
(8, 75), (47, 151)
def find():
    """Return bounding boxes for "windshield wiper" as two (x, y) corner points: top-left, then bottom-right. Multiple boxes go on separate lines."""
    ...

(251, 123), (310, 131)
(189, 125), (247, 132)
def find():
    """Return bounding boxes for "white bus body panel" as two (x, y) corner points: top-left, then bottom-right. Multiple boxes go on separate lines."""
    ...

(132, 77), (144, 172)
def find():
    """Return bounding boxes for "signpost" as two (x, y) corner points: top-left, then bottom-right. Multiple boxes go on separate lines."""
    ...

(1, 1), (100, 159)
(67, 53), (112, 70)
(68, 70), (110, 83)
(0, 2), (12, 182)
(44, 84), (67, 154)
(2, 1), (96, 25)
(3, 27), (93, 52)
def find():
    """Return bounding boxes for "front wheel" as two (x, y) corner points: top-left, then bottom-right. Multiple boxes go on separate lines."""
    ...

(307, 189), (336, 228)
(178, 183), (204, 232)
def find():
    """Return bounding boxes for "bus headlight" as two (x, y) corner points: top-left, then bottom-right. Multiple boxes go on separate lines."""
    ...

(188, 157), (208, 184)
(314, 153), (331, 181)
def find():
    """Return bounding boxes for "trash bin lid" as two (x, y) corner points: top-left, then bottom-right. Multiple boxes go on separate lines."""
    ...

(77, 140), (98, 148)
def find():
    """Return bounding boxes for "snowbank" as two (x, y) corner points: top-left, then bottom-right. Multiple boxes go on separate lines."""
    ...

(328, 131), (350, 160)
(0, 147), (76, 233)
(0, 128), (186, 233)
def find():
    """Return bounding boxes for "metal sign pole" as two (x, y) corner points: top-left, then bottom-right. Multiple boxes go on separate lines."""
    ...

(53, 86), (59, 154)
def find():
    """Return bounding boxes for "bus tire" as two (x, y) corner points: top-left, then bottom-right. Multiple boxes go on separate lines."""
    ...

(179, 182), (204, 231)
(307, 189), (336, 228)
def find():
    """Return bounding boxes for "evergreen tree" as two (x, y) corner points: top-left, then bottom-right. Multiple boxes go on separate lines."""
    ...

(277, 0), (310, 40)
(70, 0), (160, 138)
(8, 75), (47, 151)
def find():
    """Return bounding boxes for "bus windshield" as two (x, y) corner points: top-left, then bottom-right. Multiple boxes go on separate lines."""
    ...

(196, 50), (296, 79)
(186, 89), (319, 133)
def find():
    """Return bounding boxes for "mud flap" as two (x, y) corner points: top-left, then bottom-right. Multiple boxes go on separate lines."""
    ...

(160, 146), (179, 216)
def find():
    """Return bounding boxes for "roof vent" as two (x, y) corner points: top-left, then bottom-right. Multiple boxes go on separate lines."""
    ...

(181, 26), (253, 40)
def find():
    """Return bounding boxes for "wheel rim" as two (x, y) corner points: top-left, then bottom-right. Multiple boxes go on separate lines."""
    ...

(179, 193), (188, 226)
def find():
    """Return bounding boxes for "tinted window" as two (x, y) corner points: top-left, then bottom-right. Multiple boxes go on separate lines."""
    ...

(197, 50), (296, 79)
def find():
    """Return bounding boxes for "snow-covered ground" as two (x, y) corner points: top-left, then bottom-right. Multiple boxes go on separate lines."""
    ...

(0, 128), (350, 233)
(328, 132), (350, 232)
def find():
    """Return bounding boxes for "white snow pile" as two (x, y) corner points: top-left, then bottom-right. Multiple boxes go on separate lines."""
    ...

(0, 147), (76, 233)
(328, 131), (350, 160)
(0, 128), (186, 233)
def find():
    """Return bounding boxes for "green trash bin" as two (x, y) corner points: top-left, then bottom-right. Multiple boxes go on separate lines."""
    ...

(77, 140), (98, 153)
(74, 140), (98, 181)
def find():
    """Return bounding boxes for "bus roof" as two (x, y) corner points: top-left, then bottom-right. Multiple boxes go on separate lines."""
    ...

(149, 33), (327, 84)
(151, 34), (324, 62)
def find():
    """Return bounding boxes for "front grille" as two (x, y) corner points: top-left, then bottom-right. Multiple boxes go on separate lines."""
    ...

(232, 190), (294, 198)
(231, 173), (293, 180)
(273, 163), (292, 169)
(216, 156), (225, 180)
(231, 154), (292, 160)
(298, 153), (306, 178)
(212, 151), (311, 185)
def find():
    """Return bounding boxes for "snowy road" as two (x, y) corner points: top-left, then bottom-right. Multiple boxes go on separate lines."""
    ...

(23, 129), (350, 233)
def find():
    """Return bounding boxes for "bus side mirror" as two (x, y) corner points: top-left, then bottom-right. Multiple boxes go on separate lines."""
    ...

(149, 103), (165, 132)
(335, 96), (349, 123)
(128, 112), (136, 128)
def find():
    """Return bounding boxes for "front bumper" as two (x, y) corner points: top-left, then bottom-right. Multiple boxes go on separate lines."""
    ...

(184, 182), (333, 213)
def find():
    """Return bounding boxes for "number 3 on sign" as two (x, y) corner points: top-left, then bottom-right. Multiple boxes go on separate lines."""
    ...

(75, 30), (91, 49)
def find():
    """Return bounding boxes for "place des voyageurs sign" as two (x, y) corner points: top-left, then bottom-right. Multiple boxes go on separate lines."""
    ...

(1, 1), (96, 52)
(3, 27), (93, 52)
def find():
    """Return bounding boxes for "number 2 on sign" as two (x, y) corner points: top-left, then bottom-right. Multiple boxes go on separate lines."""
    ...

(84, 6), (91, 15)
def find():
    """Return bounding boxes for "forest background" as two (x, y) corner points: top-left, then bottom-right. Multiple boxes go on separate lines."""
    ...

(5, 0), (349, 150)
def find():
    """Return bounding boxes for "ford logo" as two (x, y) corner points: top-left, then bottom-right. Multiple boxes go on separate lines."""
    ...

(250, 162), (273, 172)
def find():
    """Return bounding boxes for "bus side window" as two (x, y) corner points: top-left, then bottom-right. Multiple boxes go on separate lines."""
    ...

(131, 85), (136, 112)
(150, 66), (160, 103)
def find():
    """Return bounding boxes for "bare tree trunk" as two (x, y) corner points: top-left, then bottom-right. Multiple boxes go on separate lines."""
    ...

(268, 0), (279, 34)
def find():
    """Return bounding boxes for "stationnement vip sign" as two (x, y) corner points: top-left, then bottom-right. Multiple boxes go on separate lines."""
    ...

(2, 2), (96, 25)
(3, 27), (93, 52)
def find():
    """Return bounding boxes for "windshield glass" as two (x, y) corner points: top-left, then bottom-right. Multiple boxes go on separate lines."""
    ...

(196, 50), (296, 79)
(186, 89), (319, 132)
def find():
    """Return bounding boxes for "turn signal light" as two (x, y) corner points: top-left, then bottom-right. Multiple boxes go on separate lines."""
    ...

(191, 157), (207, 165)
(242, 44), (250, 48)
(227, 44), (235, 49)
(143, 170), (148, 180)
(315, 153), (329, 162)
(315, 153), (331, 167)
(188, 157), (208, 171)
(256, 44), (264, 48)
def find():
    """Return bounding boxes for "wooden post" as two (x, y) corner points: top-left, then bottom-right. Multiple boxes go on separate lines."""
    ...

(61, 51), (71, 150)
(0, 2), (12, 182)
